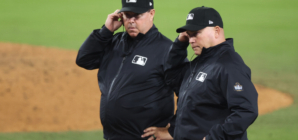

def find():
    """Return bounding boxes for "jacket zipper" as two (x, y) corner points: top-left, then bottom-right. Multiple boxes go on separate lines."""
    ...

(179, 60), (199, 104)
(104, 37), (139, 139)
(176, 70), (196, 120)
(179, 71), (195, 105)
(107, 56), (126, 100)
(176, 60), (201, 134)
(103, 56), (126, 130)
(107, 36), (137, 100)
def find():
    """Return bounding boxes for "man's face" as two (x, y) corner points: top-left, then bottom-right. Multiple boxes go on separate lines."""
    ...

(187, 27), (215, 55)
(122, 10), (154, 38)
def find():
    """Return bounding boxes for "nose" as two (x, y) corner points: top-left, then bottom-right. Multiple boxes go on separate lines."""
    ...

(128, 17), (136, 23)
(189, 37), (196, 43)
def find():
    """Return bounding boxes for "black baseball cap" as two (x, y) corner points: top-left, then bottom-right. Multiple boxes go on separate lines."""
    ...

(119, 0), (154, 14)
(176, 6), (223, 33)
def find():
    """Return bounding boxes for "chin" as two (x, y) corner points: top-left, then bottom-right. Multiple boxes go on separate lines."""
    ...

(195, 51), (202, 55)
(128, 32), (138, 38)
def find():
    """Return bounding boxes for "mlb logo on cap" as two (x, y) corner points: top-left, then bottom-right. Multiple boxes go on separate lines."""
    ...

(176, 6), (224, 33)
(120, 0), (153, 14)
(187, 13), (194, 20)
(126, 0), (137, 3)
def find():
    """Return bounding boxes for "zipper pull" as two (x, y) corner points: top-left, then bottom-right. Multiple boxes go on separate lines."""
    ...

(122, 56), (126, 62)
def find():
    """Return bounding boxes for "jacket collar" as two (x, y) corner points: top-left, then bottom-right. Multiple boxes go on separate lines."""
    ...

(198, 38), (234, 60)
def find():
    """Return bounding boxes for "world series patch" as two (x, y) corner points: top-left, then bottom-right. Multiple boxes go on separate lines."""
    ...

(234, 82), (243, 92)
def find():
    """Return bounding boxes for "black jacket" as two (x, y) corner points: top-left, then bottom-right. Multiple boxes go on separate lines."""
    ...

(165, 38), (258, 140)
(76, 25), (175, 140)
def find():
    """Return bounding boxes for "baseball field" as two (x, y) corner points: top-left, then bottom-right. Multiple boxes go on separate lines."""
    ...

(0, 0), (297, 140)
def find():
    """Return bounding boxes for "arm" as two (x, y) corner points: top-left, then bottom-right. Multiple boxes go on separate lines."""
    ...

(163, 33), (190, 138)
(76, 9), (123, 70)
(76, 26), (113, 70)
(205, 64), (258, 140)
(164, 32), (190, 91)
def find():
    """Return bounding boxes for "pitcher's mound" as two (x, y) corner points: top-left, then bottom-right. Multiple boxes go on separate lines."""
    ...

(0, 42), (293, 132)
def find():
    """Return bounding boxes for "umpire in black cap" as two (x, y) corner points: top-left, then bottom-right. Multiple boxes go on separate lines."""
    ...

(142, 6), (258, 140)
(76, 0), (178, 140)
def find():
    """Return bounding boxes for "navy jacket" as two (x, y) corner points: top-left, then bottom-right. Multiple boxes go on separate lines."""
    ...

(165, 38), (258, 140)
(76, 25), (175, 140)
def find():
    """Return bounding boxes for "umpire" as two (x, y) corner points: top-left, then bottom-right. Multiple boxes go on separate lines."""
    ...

(76, 0), (176, 140)
(143, 6), (258, 140)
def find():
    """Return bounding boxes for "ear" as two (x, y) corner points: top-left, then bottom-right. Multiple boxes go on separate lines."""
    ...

(149, 9), (155, 21)
(214, 26), (220, 39)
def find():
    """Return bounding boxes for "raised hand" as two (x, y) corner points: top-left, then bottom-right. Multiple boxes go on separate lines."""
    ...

(105, 9), (123, 32)
(178, 31), (189, 42)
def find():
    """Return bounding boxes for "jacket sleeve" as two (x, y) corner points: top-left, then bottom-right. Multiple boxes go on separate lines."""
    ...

(205, 64), (258, 140)
(164, 37), (189, 137)
(164, 37), (189, 91)
(76, 26), (114, 70)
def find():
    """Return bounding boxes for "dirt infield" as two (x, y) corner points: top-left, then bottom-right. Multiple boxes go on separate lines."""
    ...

(0, 43), (294, 133)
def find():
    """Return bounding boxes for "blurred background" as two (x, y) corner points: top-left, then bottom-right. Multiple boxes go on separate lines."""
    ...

(0, 0), (297, 139)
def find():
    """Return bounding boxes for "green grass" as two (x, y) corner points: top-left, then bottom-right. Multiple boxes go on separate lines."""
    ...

(248, 105), (298, 139)
(1, 0), (298, 140)
(0, 131), (103, 140)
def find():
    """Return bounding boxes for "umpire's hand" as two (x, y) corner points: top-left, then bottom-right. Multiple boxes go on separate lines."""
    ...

(141, 123), (173, 140)
(105, 9), (123, 32)
(178, 31), (189, 42)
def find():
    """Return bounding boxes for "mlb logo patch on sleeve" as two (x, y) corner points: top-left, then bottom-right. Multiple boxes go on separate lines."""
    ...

(132, 55), (147, 66)
(196, 72), (207, 82)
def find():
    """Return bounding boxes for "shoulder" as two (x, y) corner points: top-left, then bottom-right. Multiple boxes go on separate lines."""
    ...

(158, 32), (172, 43)
(216, 48), (251, 74)
(158, 32), (173, 44)
(152, 32), (173, 50)
(150, 25), (173, 46)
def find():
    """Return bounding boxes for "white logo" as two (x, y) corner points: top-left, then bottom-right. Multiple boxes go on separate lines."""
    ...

(187, 13), (194, 20)
(234, 82), (243, 91)
(149, 2), (152, 6)
(196, 72), (207, 82)
(132, 55), (148, 66)
(126, 0), (137, 3)
(209, 20), (214, 24)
